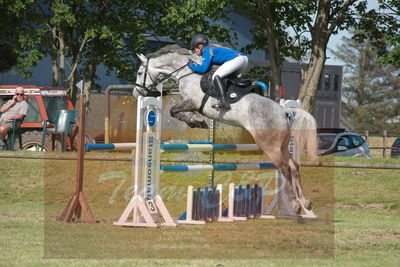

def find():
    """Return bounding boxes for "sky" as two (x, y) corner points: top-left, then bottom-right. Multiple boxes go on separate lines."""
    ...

(325, 0), (380, 66)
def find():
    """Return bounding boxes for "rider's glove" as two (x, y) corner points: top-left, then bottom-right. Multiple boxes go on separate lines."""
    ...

(187, 59), (194, 66)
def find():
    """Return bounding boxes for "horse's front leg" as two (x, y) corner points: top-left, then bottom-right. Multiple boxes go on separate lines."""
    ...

(170, 99), (208, 129)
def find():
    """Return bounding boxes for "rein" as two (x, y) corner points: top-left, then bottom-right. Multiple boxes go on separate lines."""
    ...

(134, 58), (190, 94)
(134, 57), (205, 114)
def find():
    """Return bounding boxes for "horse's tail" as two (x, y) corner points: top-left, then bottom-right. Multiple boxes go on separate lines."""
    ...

(287, 108), (318, 161)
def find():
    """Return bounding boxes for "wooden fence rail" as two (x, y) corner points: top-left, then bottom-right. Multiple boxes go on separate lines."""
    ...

(361, 130), (399, 158)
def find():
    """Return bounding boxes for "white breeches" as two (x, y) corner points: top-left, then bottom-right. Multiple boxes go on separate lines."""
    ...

(212, 55), (249, 80)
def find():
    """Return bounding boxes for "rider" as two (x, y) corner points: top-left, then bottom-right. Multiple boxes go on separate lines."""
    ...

(188, 34), (249, 110)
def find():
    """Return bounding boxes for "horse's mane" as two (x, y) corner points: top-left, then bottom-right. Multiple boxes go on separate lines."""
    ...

(146, 44), (192, 58)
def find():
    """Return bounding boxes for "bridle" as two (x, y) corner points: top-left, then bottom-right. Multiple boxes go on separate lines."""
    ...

(134, 58), (189, 95)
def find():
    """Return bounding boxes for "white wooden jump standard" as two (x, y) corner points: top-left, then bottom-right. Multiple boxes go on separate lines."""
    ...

(114, 95), (176, 227)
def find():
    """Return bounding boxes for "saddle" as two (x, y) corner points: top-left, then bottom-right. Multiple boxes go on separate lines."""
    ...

(200, 69), (262, 104)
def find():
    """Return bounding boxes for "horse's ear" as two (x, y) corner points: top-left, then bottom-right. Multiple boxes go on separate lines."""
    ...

(137, 53), (148, 64)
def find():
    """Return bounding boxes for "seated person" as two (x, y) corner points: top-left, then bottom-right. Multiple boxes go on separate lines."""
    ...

(0, 87), (28, 149)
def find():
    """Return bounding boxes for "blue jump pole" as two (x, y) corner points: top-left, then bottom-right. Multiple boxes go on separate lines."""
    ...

(160, 143), (259, 152)
(86, 142), (259, 152)
(160, 163), (275, 172)
(85, 143), (136, 151)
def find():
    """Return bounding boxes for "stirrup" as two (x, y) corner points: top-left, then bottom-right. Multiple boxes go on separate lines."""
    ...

(212, 101), (231, 111)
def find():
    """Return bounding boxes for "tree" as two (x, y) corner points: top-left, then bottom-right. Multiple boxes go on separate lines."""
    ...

(0, 0), (33, 72)
(11, 0), (154, 104)
(297, 0), (373, 112)
(5, 0), (231, 105)
(229, 0), (375, 111)
(158, 0), (231, 45)
(333, 34), (400, 134)
(230, 0), (311, 101)
(354, 0), (400, 68)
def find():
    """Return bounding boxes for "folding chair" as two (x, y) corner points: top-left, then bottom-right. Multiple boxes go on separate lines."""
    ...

(7, 119), (23, 150)
(41, 110), (77, 152)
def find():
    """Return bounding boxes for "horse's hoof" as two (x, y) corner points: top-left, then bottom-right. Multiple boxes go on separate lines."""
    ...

(187, 121), (208, 129)
(304, 199), (312, 210)
(192, 114), (204, 122)
(199, 121), (209, 129)
(291, 200), (302, 214)
(191, 115), (208, 129)
(186, 122), (196, 128)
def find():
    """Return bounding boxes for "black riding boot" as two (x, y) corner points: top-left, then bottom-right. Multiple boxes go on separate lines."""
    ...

(212, 75), (231, 111)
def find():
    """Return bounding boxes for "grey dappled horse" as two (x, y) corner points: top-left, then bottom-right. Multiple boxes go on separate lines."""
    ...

(134, 45), (318, 214)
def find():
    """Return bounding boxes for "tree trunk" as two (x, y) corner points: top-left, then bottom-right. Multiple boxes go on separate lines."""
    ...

(261, 0), (283, 102)
(59, 31), (67, 89)
(64, 32), (90, 106)
(83, 41), (98, 108)
(50, 47), (58, 87)
(50, 27), (59, 87)
(69, 54), (78, 105)
(269, 53), (282, 102)
(298, 0), (330, 113)
(298, 43), (328, 112)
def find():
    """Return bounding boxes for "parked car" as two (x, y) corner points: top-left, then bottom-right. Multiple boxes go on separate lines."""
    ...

(317, 128), (372, 158)
(391, 137), (400, 158)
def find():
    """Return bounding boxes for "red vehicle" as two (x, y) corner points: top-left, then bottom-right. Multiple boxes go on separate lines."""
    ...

(0, 85), (77, 151)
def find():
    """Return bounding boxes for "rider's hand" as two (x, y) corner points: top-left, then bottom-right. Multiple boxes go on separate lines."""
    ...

(187, 59), (194, 66)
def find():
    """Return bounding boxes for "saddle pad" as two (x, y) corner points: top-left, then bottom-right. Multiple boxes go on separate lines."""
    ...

(200, 71), (255, 104)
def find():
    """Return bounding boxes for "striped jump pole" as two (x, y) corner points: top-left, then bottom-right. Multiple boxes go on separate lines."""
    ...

(85, 143), (136, 151)
(160, 163), (275, 172)
(161, 143), (259, 152)
(85, 142), (258, 152)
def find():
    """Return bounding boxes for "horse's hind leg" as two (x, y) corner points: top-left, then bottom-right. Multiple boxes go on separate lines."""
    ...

(252, 130), (301, 213)
(170, 99), (208, 129)
(288, 154), (312, 210)
(278, 139), (312, 212)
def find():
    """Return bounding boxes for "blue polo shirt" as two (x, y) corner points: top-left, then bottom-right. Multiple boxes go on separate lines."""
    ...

(189, 45), (244, 73)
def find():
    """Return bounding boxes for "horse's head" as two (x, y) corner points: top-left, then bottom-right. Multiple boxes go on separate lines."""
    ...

(134, 53), (172, 96)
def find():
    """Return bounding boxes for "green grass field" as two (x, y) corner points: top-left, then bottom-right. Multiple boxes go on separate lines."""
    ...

(1, 152), (399, 266)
